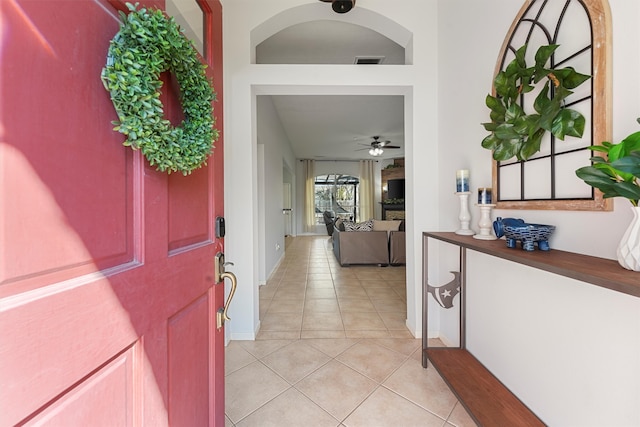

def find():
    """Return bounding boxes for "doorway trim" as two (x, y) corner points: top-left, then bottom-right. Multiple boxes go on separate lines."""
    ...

(250, 84), (414, 339)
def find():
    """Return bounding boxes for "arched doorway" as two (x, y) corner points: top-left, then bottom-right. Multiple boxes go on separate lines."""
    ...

(225, 2), (426, 341)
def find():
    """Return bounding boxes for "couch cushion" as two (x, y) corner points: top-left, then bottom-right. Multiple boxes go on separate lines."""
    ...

(344, 219), (374, 231)
(373, 219), (402, 233)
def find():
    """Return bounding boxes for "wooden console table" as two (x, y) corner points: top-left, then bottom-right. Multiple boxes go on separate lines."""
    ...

(421, 232), (640, 426)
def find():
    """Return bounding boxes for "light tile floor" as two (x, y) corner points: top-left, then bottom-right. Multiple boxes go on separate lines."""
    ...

(225, 236), (476, 427)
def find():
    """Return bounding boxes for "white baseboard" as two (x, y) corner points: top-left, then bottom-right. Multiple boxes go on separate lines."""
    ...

(230, 331), (257, 341)
(427, 330), (440, 339)
(227, 321), (261, 343)
(437, 333), (456, 347)
(263, 252), (285, 286)
(404, 319), (420, 338)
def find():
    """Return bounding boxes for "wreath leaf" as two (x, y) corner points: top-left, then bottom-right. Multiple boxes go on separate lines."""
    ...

(102, 2), (218, 175)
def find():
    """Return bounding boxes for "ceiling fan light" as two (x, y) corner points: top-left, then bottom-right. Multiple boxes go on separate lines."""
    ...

(369, 147), (383, 156)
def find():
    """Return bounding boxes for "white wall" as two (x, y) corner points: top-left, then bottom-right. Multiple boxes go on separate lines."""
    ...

(256, 96), (296, 284)
(224, 1), (640, 422)
(437, 0), (640, 257)
(435, 1), (640, 425)
(224, 0), (439, 340)
(466, 252), (640, 426)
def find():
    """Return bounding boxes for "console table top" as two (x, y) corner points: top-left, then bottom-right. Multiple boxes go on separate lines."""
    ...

(424, 232), (640, 299)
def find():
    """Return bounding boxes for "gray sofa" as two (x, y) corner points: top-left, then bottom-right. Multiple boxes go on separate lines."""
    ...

(332, 227), (390, 266)
(389, 230), (406, 265)
(332, 221), (406, 266)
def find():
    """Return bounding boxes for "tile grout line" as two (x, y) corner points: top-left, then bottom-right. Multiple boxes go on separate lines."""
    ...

(229, 237), (472, 426)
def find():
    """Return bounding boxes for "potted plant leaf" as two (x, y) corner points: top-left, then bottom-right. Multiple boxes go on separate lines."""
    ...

(482, 44), (591, 161)
(576, 120), (640, 271)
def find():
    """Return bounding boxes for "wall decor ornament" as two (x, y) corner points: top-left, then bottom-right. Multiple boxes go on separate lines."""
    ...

(487, 0), (612, 211)
(427, 272), (460, 309)
(101, 2), (218, 175)
(481, 43), (590, 162)
(493, 217), (556, 251)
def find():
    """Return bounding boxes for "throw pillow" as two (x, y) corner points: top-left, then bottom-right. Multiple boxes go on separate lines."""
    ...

(344, 219), (374, 231)
(372, 219), (402, 233)
(335, 218), (345, 231)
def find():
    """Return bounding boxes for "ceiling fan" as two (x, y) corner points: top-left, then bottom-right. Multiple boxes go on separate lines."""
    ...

(319, 0), (356, 14)
(357, 136), (401, 157)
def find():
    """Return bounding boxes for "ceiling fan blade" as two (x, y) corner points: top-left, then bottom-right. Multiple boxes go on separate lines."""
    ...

(384, 145), (401, 149)
(318, 0), (333, 2)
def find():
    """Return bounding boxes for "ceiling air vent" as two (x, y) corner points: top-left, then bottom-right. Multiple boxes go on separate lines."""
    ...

(354, 56), (385, 65)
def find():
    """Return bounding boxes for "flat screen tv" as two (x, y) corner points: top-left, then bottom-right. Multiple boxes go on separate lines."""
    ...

(387, 179), (405, 199)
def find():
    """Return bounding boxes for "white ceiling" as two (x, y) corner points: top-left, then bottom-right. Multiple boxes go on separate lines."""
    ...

(259, 17), (406, 161)
(268, 94), (405, 161)
(168, 1), (406, 161)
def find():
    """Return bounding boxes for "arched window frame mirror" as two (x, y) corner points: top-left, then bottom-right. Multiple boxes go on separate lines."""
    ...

(492, 0), (613, 211)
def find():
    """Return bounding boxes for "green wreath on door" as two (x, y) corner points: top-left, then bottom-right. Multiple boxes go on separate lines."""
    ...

(101, 2), (218, 175)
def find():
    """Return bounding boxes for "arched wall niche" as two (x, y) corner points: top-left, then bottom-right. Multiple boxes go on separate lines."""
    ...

(250, 3), (413, 64)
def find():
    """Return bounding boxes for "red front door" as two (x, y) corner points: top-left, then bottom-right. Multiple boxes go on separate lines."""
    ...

(0, 0), (226, 425)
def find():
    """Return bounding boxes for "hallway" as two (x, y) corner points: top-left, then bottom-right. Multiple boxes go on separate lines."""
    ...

(225, 236), (475, 426)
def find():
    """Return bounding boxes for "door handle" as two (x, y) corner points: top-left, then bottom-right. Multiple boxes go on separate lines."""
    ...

(215, 252), (237, 330)
(217, 271), (237, 330)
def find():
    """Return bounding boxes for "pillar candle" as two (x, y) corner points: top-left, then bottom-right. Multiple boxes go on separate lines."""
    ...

(456, 170), (469, 192)
(478, 187), (492, 204)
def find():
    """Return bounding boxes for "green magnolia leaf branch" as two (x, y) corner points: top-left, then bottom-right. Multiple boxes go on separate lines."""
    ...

(482, 44), (591, 162)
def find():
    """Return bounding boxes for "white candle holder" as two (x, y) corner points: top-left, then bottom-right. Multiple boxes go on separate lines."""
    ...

(474, 204), (497, 240)
(455, 192), (474, 235)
